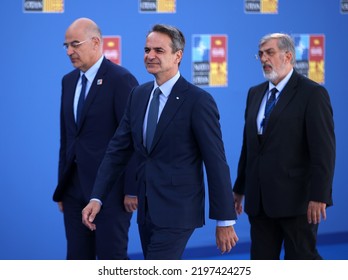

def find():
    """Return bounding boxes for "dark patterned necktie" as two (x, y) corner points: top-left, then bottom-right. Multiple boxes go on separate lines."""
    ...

(146, 87), (161, 151)
(262, 87), (278, 132)
(76, 74), (87, 124)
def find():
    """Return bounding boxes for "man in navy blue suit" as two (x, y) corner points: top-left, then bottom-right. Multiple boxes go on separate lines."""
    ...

(53, 18), (139, 259)
(82, 24), (239, 259)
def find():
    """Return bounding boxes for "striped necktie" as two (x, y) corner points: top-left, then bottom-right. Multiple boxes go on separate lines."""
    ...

(262, 87), (278, 132)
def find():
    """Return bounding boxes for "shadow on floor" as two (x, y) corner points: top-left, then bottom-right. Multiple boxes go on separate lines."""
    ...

(129, 231), (348, 260)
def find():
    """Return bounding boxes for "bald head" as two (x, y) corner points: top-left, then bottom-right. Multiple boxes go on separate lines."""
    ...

(67, 18), (103, 43)
(64, 18), (103, 72)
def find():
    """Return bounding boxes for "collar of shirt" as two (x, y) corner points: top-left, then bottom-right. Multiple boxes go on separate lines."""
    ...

(257, 68), (294, 134)
(153, 71), (181, 99)
(153, 70), (180, 119)
(142, 71), (181, 144)
(80, 55), (104, 89)
(268, 67), (294, 96)
(74, 56), (104, 120)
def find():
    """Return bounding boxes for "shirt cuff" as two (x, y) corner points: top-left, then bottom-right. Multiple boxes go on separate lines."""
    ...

(217, 220), (236, 227)
(90, 198), (102, 206)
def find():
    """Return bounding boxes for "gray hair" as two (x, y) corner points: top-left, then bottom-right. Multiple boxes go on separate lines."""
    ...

(259, 33), (296, 65)
(148, 24), (185, 53)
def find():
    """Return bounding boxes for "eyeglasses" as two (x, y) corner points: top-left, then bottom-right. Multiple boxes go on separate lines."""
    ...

(256, 49), (287, 60)
(63, 39), (88, 50)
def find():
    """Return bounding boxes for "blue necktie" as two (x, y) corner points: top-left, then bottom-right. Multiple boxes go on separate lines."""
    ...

(262, 87), (278, 132)
(146, 87), (161, 151)
(76, 74), (87, 124)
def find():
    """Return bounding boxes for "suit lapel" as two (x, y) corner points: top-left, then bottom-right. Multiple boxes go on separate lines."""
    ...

(250, 82), (268, 133)
(262, 70), (299, 139)
(77, 58), (108, 131)
(133, 83), (153, 152)
(149, 76), (188, 153)
(67, 71), (80, 127)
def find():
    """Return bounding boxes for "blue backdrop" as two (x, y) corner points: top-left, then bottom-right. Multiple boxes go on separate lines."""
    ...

(1, 0), (347, 259)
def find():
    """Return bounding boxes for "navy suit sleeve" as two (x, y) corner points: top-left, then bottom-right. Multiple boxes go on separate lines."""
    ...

(91, 91), (135, 202)
(192, 91), (237, 220)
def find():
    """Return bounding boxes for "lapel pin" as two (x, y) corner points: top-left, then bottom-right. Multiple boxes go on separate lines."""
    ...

(176, 96), (179, 99)
(97, 79), (103, 85)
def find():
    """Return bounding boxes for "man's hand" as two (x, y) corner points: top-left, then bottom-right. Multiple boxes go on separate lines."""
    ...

(233, 192), (244, 215)
(307, 201), (327, 224)
(81, 200), (101, 231)
(216, 225), (239, 254)
(124, 195), (138, 212)
(57, 201), (63, 213)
